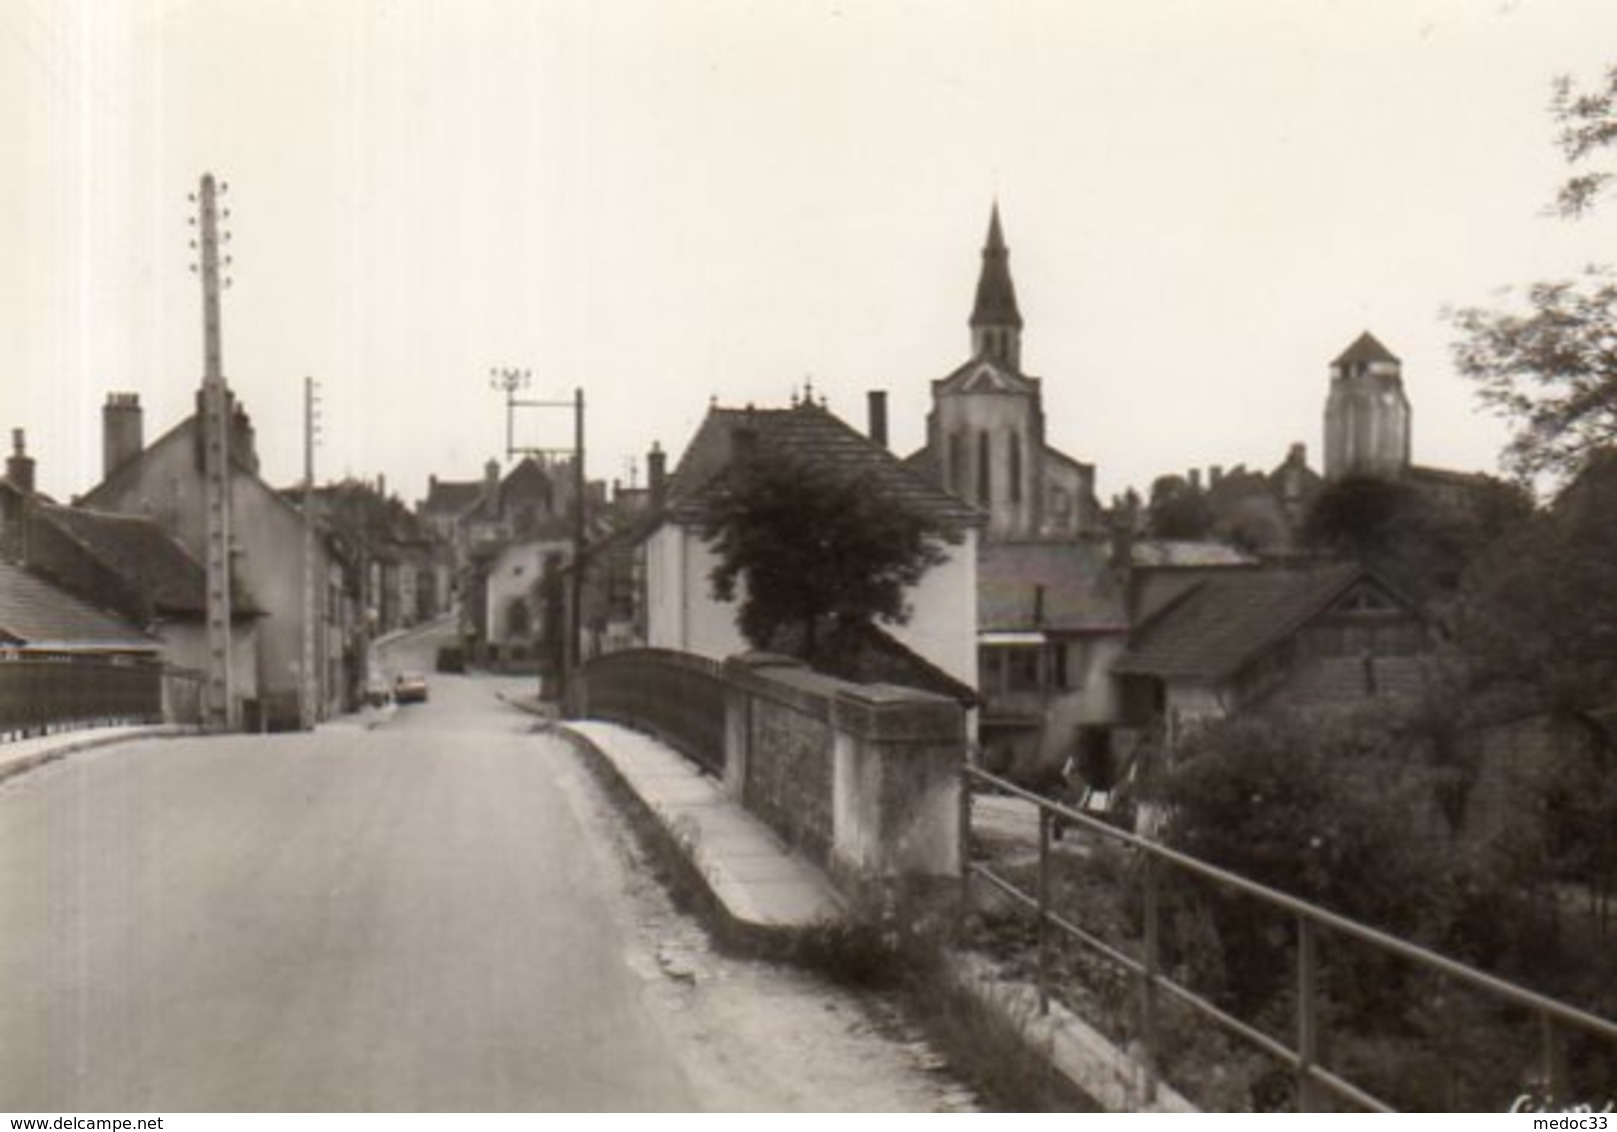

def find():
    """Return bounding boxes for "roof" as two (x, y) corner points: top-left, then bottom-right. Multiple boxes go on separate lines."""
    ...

(978, 541), (1129, 634)
(1130, 540), (1257, 569)
(970, 204), (1023, 330)
(763, 621), (979, 707)
(665, 402), (984, 529)
(420, 478), (485, 516)
(1333, 331), (1400, 368)
(0, 561), (155, 651)
(34, 501), (218, 617)
(1113, 561), (1380, 682)
(933, 353), (1039, 398)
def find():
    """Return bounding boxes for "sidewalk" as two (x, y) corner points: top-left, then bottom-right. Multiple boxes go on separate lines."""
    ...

(498, 692), (844, 943)
(0, 723), (194, 785)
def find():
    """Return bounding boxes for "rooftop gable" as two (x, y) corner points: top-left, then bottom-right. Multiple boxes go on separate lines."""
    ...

(0, 560), (155, 651)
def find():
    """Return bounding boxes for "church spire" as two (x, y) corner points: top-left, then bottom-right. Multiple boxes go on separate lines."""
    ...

(970, 203), (1023, 369)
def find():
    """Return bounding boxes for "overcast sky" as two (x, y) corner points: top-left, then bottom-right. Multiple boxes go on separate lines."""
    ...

(5, 0), (1617, 506)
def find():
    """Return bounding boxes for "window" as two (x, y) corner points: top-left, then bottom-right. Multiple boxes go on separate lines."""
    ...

(947, 432), (965, 494)
(1009, 432), (1022, 504)
(978, 430), (992, 505)
(1006, 647), (1040, 691)
(1050, 642), (1068, 689)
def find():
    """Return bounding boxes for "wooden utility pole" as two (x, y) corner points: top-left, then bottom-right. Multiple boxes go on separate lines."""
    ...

(193, 173), (235, 732)
(300, 376), (321, 730)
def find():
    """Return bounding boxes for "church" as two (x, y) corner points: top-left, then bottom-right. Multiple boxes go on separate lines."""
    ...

(905, 207), (1102, 541)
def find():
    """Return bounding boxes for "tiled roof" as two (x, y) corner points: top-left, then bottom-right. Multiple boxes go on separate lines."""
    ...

(666, 403), (983, 529)
(35, 502), (215, 616)
(978, 541), (1128, 633)
(0, 561), (154, 650)
(1113, 561), (1368, 681)
(1333, 331), (1400, 367)
(421, 479), (486, 515)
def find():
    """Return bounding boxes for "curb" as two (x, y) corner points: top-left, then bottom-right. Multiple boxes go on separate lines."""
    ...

(540, 716), (825, 956)
(0, 725), (195, 786)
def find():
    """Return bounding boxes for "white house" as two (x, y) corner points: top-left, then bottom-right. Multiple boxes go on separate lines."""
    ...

(636, 400), (983, 698)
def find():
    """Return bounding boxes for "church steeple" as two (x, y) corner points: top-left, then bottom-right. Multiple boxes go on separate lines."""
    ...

(970, 204), (1023, 370)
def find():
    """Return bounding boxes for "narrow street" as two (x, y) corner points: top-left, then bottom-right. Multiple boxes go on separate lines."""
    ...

(0, 622), (975, 1112)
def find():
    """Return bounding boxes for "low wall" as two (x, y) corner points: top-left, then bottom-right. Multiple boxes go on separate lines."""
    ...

(722, 653), (965, 895)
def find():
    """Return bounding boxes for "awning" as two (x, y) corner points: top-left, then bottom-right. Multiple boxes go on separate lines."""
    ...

(979, 631), (1048, 646)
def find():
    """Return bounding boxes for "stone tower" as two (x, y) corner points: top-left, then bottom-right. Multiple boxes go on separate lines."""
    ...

(1324, 331), (1411, 482)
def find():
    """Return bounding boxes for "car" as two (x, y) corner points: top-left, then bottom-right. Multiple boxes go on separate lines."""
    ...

(393, 671), (429, 704)
(435, 645), (466, 673)
(364, 674), (391, 708)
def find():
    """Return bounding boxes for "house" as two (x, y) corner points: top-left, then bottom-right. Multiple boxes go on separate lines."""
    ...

(636, 399), (984, 695)
(77, 390), (345, 729)
(1112, 561), (1428, 748)
(482, 527), (572, 665)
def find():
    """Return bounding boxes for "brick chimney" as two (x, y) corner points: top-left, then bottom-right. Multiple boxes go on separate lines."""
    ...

(867, 390), (889, 449)
(102, 392), (143, 479)
(6, 429), (34, 493)
(647, 442), (667, 510)
(231, 403), (259, 475)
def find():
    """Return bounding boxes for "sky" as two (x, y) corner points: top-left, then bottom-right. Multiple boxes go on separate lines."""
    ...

(5, 0), (1617, 507)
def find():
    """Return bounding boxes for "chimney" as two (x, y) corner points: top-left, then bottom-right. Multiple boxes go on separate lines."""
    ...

(231, 402), (259, 474)
(1209, 465), (1223, 488)
(647, 442), (667, 510)
(867, 390), (889, 449)
(6, 429), (34, 494)
(1187, 467), (1201, 492)
(102, 392), (143, 479)
(485, 458), (500, 490)
(378, 473), (387, 498)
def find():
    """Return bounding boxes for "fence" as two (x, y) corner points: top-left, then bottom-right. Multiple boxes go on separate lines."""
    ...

(962, 763), (1617, 1112)
(0, 654), (202, 739)
(578, 648), (729, 775)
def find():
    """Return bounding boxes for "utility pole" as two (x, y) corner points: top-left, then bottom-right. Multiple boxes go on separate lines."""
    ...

(300, 376), (322, 730)
(191, 173), (235, 732)
(489, 370), (587, 703)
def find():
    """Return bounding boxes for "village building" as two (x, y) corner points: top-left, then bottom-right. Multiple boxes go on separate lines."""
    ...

(77, 391), (347, 729)
(630, 399), (983, 700)
(905, 207), (1102, 542)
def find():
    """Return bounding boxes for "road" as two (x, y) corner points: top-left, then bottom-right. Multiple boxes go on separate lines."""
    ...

(0, 621), (975, 1112)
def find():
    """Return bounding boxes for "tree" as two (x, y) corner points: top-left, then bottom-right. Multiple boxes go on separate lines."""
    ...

(1456, 452), (1617, 713)
(1449, 65), (1617, 487)
(1302, 475), (1527, 603)
(1450, 275), (1617, 485)
(1145, 473), (1211, 539)
(700, 447), (956, 661)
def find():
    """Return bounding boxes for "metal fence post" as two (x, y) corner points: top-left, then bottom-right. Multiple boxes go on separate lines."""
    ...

(1298, 916), (1319, 1112)
(958, 766), (973, 918)
(1037, 806), (1051, 1016)
(1141, 851), (1160, 1104)
(1540, 1011), (1567, 1106)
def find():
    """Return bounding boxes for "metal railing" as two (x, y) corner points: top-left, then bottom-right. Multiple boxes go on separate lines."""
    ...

(961, 763), (1617, 1112)
(579, 648), (728, 775)
(0, 654), (173, 739)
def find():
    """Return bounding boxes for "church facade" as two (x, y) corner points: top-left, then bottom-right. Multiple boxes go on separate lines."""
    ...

(905, 207), (1100, 541)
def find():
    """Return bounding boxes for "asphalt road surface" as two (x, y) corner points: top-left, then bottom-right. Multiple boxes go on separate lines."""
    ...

(0, 622), (975, 1112)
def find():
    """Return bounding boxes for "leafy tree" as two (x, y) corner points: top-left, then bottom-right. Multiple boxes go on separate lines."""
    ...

(1146, 473), (1211, 539)
(1301, 475), (1528, 603)
(700, 446), (955, 661)
(1456, 452), (1617, 714)
(1450, 275), (1617, 485)
(1449, 65), (1617, 487)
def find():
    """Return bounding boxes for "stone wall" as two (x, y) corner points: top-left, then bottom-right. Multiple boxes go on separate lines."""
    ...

(722, 653), (966, 894)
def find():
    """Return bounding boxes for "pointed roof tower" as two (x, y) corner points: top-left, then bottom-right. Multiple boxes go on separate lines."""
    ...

(969, 204), (1023, 368)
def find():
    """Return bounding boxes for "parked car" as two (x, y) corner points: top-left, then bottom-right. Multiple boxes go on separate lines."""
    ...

(435, 645), (466, 673)
(364, 674), (391, 708)
(393, 671), (429, 704)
